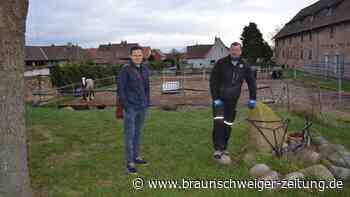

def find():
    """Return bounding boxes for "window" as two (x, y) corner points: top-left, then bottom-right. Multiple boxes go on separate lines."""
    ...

(310, 16), (314, 22)
(327, 8), (333, 16)
(308, 49), (312, 60)
(309, 32), (312, 41)
(330, 26), (335, 39)
(210, 60), (215, 64)
(301, 34), (304, 42)
(324, 55), (329, 64)
(300, 49), (304, 60)
(289, 37), (292, 45)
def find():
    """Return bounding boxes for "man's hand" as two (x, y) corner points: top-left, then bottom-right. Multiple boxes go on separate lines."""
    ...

(213, 99), (223, 108)
(248, 100), (256, 109)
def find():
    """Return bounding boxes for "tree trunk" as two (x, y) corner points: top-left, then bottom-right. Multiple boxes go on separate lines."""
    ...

(0, 1), (32, 197)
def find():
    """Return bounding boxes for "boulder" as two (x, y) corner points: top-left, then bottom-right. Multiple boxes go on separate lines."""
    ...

(318, 144), (333, 158)
(327, 152), (350, 169)
(297, 149), (321, 164)
(318, 143), (349, 159)
(328, 165), (350, 181)
(250, 164), (271, 178)
(247, 102), (285, 153)
(299, 164), (335, 181)
(258, 171), (281, 190)
(258, 170), (280, 181)
(243, 151), (257, 167)
(311, 136), (329, 147)
(283, 172), (305, 181)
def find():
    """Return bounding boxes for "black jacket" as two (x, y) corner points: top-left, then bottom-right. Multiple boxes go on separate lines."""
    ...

(116, 62), (150, 109)
(209, 55), (257, 101)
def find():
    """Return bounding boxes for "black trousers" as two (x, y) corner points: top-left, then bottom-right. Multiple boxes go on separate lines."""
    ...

(212, 99), (238, 151)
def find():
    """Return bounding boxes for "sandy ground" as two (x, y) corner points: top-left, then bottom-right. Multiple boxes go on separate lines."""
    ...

(62, 75), (350, 114)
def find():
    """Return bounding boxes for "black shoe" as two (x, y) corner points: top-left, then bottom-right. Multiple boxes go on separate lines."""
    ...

(135, 157), (148, 165)
(127, 163), (137, 174)
(213, 150), (223, 160)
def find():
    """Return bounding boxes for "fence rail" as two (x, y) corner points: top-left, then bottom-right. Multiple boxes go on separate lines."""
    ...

(297, 62), (350, 80)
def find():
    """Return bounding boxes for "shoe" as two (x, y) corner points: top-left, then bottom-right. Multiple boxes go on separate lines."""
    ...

(135, 157), (148, 165)
(220, 154), (232, 164)
(223, 150), (230, 156)
(213, 150), (232, 165)
(213, 150), (223, 160)
(127, 163), (137, 174)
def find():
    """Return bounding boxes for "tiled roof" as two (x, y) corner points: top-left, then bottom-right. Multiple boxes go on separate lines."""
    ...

(275, 0), (349, 39)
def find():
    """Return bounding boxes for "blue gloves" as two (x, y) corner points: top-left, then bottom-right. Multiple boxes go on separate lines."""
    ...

(213, 99), (223, 108)
(248, 100), (256, 109)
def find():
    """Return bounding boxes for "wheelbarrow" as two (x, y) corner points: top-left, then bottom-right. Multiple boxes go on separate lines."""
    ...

(247, 118), (313, 157)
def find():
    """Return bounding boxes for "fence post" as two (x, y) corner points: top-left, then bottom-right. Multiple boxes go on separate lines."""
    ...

(202, 69), (205, 81)
(293, 66), (296, 80)
(287, 81), (290, 112)
(318, 82), (322, 113)
(337, 61), (343, 104)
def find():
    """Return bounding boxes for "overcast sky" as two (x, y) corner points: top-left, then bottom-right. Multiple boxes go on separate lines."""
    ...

(26, 0), (318, 52)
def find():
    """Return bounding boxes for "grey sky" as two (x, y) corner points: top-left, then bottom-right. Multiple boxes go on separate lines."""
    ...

(26, 0), (318, 52)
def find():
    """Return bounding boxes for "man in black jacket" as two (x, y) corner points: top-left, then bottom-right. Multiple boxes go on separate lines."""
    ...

(209, 42), (257, 164)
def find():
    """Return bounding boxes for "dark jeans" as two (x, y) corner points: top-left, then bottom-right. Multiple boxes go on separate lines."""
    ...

(123, 107), (147, 163)
(212, 99), (238, 151)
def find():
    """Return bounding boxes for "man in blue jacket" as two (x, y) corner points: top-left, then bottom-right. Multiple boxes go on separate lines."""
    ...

(209, 42), (257, 165)
(117, 46), (150, 174)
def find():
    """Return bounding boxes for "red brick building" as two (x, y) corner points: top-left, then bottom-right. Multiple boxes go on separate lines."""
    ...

(274, 0), (350, 76)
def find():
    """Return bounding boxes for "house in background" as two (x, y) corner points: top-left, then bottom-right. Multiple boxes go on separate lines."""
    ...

(25, 44), (87, 77)
(86, 47), (113, 65)
(151, 49), (166, 62)
(93, 41), (151, 65)
(24, 43), (87, 103)
(274, 0), (350, 76)
(185, 37), (229, 69)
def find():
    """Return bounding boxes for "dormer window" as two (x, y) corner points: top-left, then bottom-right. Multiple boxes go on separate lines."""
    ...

(310, 16), (314, 22)
(309, 32), (312, 41)
(330, 26), (335, 39)
(327, 8), (333, 16)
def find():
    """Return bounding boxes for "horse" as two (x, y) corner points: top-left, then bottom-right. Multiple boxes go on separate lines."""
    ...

(81, 77), (95, 101)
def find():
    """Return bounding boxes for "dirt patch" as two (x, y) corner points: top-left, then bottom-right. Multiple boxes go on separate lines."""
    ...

(61, 76), (350, 116)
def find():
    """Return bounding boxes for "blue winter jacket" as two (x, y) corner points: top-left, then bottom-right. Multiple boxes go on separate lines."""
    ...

(116, 62), (150, 109)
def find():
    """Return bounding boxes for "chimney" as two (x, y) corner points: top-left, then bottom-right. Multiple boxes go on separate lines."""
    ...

(215, 37), (220, 43)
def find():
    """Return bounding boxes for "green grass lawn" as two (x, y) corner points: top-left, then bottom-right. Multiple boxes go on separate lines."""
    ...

(284, 69), (350, 93)
(26, 106), (350, 197)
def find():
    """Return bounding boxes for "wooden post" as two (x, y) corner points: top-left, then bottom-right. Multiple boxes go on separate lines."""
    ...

(293, 66), (297, 80)
(202, 69), (205, 81)
(318, 82), (322, 113)
(287, 81), (290, 112)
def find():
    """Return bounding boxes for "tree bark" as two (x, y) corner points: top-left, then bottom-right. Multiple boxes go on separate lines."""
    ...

(0, 1), (32, 197)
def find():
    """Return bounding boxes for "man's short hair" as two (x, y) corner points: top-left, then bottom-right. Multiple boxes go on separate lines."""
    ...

(231, 42), (242, 48)
(129, 46), (144, 55)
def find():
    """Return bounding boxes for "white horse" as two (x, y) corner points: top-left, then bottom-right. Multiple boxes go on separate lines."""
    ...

(81, 77), (95, 101)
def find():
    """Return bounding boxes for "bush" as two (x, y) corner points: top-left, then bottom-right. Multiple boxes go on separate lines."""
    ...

(50, 63), (123, 87)
(149, 61), (163, 70)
